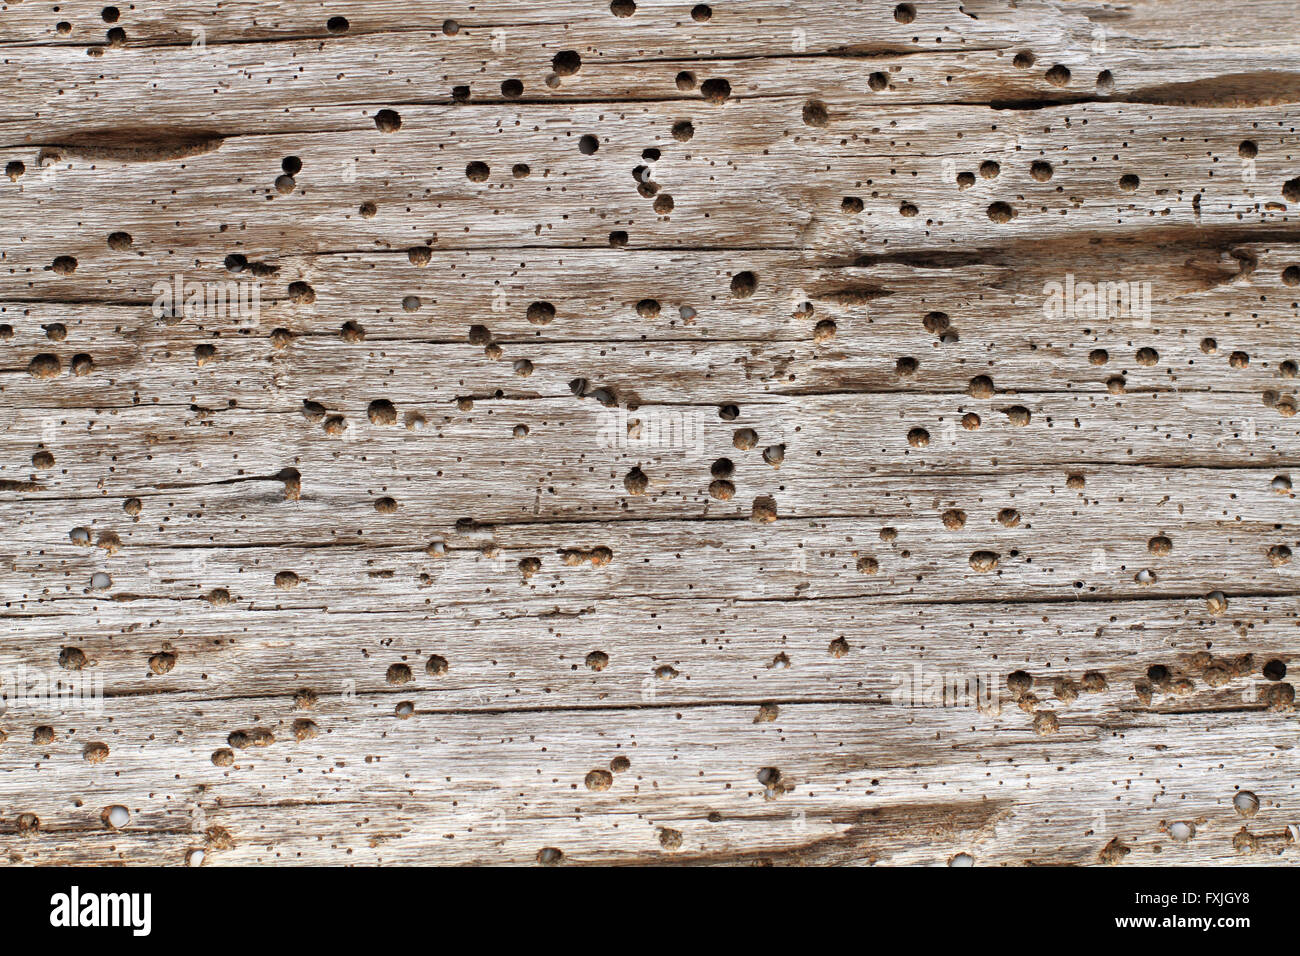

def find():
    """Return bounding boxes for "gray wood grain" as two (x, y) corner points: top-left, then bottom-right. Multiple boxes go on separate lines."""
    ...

(0, 0), (1297, 866)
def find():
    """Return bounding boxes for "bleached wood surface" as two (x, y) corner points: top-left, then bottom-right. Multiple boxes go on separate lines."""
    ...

(0, 0), (1298, 865)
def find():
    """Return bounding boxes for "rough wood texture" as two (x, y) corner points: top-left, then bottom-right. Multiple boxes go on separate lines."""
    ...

(1, 0), (1298, 867)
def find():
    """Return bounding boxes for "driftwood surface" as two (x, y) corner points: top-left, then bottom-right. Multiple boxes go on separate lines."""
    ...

(0, 0), (1299, 866)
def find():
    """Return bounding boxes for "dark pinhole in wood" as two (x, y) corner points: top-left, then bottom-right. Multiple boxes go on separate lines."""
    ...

(29, 354), (61, 378)
(692, 4), (713, 22)
(526, 301), (556, 325)
(60, 647), (88, 670)
(924, 311), (950, 333)
(701, 78), (732, 103)
(803, 99), (830, 125)
(374, 109), (401, 132)
(894, 3), (916, 23)
(730, 271), (757, 298)
(501, 78), (523, 98)
(1045, 64), (1071, 86)
(367, 400), (397, 425)
(552, 50), (582, 76)
(327, 16), (349, 33)
(624, 467), (648, 495)
(1007, 671), (1032, 695)
(719, 404), (740, 420)
(386, 663), (412, 684)
(578, 134), (600, 154)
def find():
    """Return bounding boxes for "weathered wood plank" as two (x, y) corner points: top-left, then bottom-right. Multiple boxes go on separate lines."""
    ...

(1, 699), (1293, 866)
(0, 0), (1297, 868)
(4, 99), (1298, 258)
